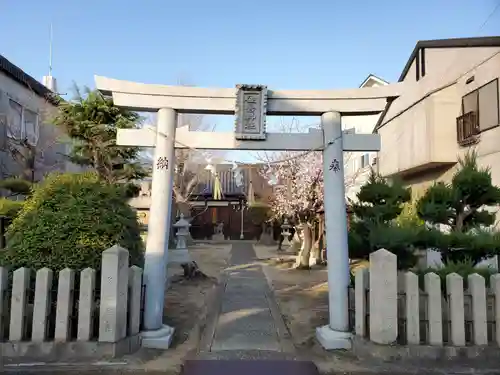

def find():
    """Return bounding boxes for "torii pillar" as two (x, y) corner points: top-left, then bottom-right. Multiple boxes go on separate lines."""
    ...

(316, 111), (352, 349)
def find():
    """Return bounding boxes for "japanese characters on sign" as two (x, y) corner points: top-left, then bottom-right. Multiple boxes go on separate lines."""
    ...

(156, 156), (169, 171)
(234, 84), (267, 141)
(242, 92), (259, 133)
(329, 159), (340, 173)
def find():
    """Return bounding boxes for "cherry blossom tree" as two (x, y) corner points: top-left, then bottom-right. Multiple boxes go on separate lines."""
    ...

(256, 117), (365, 269)
(264, 151), (324, 268)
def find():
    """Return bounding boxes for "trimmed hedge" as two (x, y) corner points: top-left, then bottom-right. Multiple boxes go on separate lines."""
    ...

(0, 172), (144, 272)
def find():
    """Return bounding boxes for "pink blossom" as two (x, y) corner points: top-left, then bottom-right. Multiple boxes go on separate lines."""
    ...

(263, 151), (323, 221)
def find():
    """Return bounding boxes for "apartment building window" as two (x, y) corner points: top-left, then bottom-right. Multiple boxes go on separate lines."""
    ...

(457, 79), (499, 145)
(7, 99), (39, 146)
(478, 79), (499, 131)
(361, 153), (370, 168)
(24, 109), (39, 146)
(8, 100), (23, 140)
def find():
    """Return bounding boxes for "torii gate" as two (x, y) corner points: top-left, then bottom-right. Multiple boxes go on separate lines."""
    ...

(95, 76), (405, 350)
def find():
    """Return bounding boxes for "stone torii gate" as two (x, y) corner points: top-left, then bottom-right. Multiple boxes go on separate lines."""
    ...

(95, 76), (405, 350)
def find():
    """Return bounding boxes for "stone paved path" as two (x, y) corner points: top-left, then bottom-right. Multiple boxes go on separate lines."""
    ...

(201, 242), (294, 355)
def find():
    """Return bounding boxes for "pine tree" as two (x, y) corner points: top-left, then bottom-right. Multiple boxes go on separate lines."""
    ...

(51, 85), (149, 185)
(416, 151), (500, 264)
(348, 171), (418, 269)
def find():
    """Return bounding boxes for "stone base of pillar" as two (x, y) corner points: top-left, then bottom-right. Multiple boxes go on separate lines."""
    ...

(141, 324), (175, 349)
(212, 234), (225, 242)
(315, 325), (351, 350)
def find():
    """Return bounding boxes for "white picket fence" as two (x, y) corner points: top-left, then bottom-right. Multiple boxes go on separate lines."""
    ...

(354, 248), (500, 346)
(0, 245), (143, 344)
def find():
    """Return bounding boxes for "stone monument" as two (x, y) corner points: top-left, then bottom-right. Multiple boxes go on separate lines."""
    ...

(259, 222), (275, 246)
(212, 222), (225, 242)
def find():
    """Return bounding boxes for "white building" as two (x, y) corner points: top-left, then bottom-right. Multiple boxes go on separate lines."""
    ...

(0, 54), (75, 183)
(342, 74), (388, 201)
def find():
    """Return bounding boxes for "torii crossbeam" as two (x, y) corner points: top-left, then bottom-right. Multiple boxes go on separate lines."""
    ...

(96, 76), (404, 350)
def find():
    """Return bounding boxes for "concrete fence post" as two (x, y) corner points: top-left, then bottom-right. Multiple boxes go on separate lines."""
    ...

(354, 267), (368, 337)
(0, 267), (8, 340)
(469, 273), (487, 345)
(128, 266), (143, 336)
(9, 267), (30, 341)
(447, 273), (465, 346)
(405, 271), (420, 345)
(425, 272), (443, 346)
(491, 274), (500, 346)
(55, 268), (75, 342)
(32, 268), (53, 341)
(78, 268), (96, 341)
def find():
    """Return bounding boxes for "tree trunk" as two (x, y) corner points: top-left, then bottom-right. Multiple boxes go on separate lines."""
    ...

(311, 215), (326, 264)
(309, 224), (318, 266)
(295, 223), (313, 269)
(177, 201), (191, 217)
(289, 227), (302, 253)
(180, 260), (207, 279)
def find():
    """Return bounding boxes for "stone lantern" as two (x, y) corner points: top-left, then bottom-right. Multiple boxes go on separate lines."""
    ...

(281, 218), (292, 248)
(169, 214), (191, 264)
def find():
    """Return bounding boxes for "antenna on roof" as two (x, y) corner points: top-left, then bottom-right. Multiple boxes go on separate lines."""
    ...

(49, 23), (53, 77)
(42, 22), (58, 93)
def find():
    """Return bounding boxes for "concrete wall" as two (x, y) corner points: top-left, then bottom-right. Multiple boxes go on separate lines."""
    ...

(378, 85), (460, 177)
(378, 49), (500, 189)
(0, 70), (72, 182)
(343, 78), (387, 201)
(400, 46), (500, 83)
(424, 47), (500, 80)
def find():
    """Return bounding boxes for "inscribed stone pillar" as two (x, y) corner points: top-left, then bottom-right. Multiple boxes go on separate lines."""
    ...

(369, 249), (397, 344)
(99, 245), (129, 342)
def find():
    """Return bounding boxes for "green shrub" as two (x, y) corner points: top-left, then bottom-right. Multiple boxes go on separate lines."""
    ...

(0, 177), (32, 195)
(349, 223), (420, 270)
(0, 198), (24, 219)
(0, 172), (144, 272)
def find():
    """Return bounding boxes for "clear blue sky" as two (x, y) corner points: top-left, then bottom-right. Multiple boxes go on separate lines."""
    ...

(1, 0), (498, 91)
(1, 0), (499, 162)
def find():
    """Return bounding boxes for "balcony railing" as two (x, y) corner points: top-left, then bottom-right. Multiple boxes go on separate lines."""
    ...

(456, 111), (480, 146)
